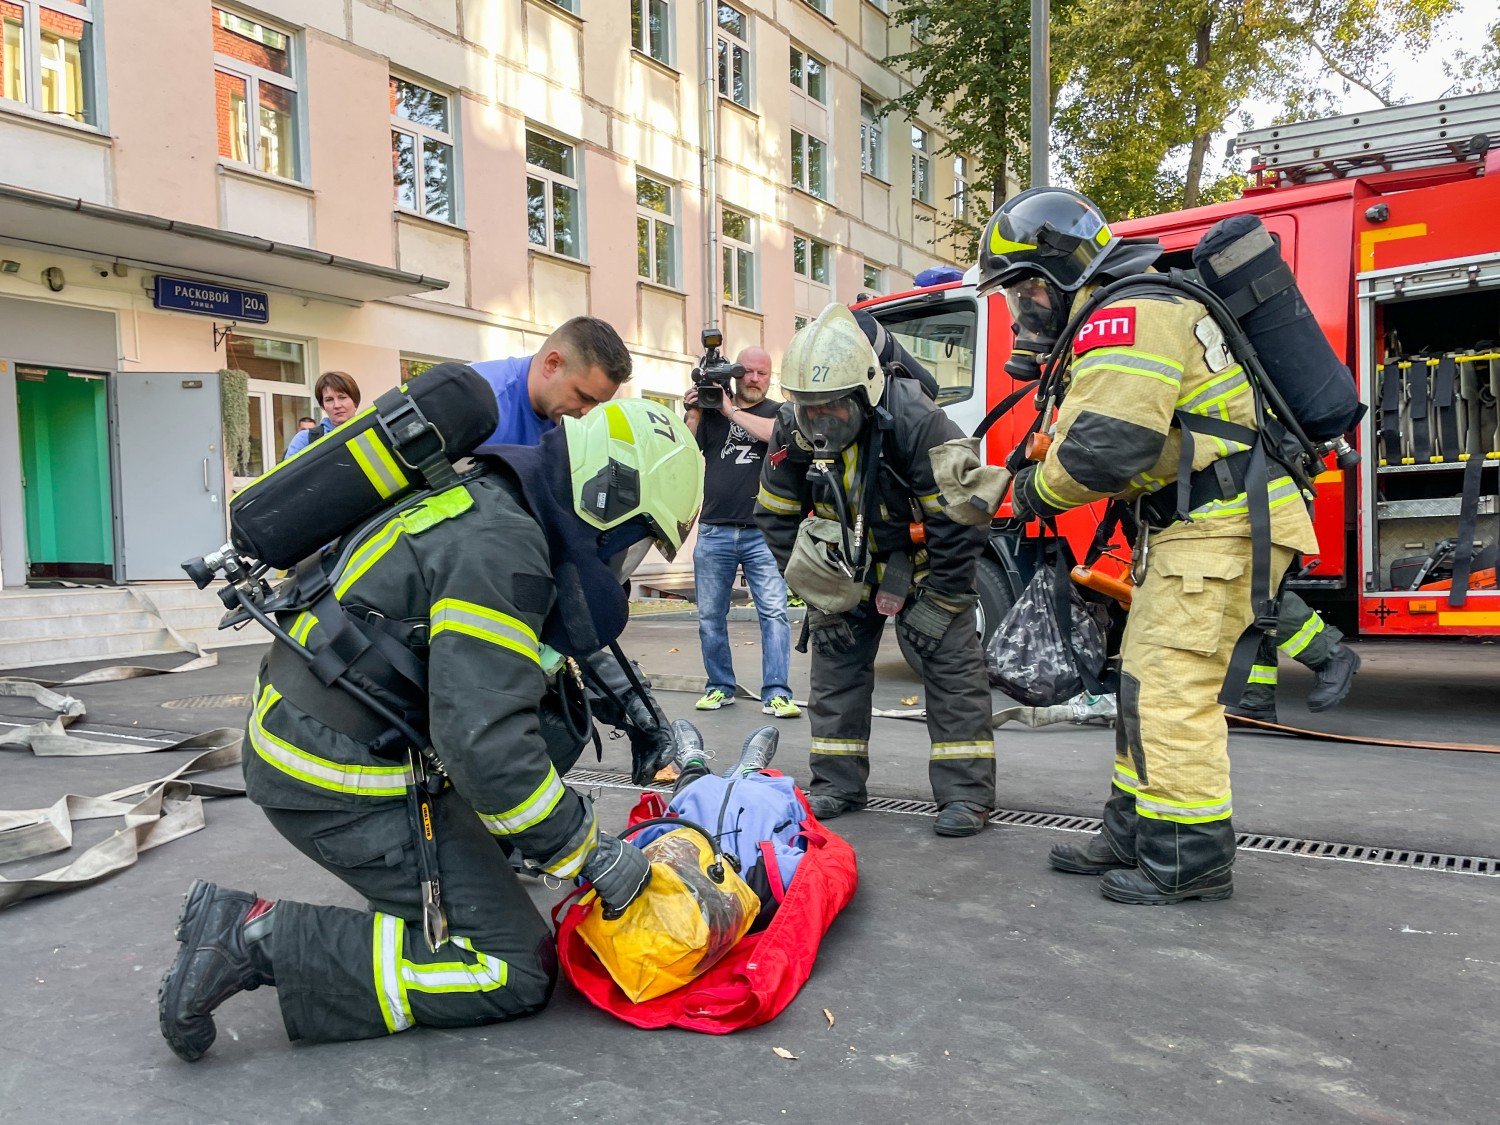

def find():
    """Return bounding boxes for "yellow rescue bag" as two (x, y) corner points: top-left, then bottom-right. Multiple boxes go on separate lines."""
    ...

(576, 819), (760, 1003)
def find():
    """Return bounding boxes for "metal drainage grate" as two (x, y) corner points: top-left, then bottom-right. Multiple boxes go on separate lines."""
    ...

(162, 693), (250, 710)
(566, 767), (1498, 878)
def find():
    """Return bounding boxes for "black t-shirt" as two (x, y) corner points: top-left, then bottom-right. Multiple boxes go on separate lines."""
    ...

(695, 399), (781, 526)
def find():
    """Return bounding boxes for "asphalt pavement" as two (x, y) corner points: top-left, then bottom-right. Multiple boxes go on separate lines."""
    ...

(1, 617), (1497, 1123)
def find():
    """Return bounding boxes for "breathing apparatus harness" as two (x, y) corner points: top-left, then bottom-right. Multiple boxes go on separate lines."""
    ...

(1006, 268), (1327, 706)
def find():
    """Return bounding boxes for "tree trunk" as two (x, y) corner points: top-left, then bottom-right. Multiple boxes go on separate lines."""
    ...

(1181, 17), (1214, 209)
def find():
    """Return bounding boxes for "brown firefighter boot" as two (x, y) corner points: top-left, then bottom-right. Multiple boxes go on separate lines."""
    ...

(1306, 644), (1361, 713)
(1100, 817), (1236, 905)
(1049, 786), (1137, 874)
(159, 880), (276, 1061)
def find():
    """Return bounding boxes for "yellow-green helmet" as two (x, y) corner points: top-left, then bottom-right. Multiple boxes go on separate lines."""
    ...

(564, 398), (704, 562)
(781, 303), (883, 453)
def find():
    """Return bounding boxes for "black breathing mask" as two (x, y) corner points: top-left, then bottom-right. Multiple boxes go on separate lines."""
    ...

(1003, 276), (1071, 382)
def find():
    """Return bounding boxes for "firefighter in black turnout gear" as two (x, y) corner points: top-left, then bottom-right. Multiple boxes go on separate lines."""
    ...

(158, 399), (704, 1059)
(756, 303), (996, 837)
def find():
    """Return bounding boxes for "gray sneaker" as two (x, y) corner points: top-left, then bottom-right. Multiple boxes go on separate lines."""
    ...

(670, 718), (710, 774)
(724, 725), (779, 777)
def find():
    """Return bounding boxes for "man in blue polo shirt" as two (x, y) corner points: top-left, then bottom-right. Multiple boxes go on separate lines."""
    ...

(472, 316), (633, 452)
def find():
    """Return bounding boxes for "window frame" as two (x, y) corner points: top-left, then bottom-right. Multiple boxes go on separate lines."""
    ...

(792, 234), (831, 285)
(223, 328), (315, 481)
(788, 43), (827, 105)
(952, 154), (970, 219)
(911, 124), (933, 206)
(544, 0), (579, 14)
(636, 171), (678, 288)
(862, 263), (883, 294)
(860, 96), (886, 181)
(715, 2), (752, 109)
(212, 4), (304, 182)
(389, 73), (461, 226)
(789, 128), (828, 200)
(525, 126), (585, 261)
(631, 0), (672, 65)
(0, 0), (100, 127)
(721, 205), (757, 311)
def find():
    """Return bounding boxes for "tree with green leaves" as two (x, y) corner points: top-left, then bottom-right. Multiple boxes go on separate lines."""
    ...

(885, 0), (1048, 257)
(1052, 0), (1459, 218)
(1446, 16), (1500, 92)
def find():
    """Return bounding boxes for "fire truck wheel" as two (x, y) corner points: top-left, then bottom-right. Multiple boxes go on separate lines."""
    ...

(897, 558), (1014, 677)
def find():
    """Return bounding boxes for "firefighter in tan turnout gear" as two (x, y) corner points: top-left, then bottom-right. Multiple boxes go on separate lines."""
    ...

(755, 304), (996, 837)
(977, 187), (1318, 903)
(158, 399), (704, 1058)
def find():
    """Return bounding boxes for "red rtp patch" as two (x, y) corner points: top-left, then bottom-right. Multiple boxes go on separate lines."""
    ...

(1073, 307), (1137, 355)
(769, 447), (788, 468)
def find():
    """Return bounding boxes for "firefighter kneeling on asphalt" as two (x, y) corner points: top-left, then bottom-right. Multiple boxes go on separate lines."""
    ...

(978, 187), (1319, 904)
(158, 399), (703, 1059)
(756, 303), (997, 837)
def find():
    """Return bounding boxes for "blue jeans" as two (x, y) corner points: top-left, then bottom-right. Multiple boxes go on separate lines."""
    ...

(693, 524), (791, 701)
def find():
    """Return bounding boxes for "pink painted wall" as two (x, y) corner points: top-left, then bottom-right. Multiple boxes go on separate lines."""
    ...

(319, 340), (401, 397)
(583, 148), (638, 342)
(305, 34), (395, 266)
(106, 0), (218, 224)
(463, 102), (530, 318)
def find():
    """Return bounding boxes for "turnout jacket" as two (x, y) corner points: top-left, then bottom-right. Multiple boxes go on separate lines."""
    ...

(1014, 290), (1318, 553)
(244, 470), (600, 881)
(754, 377), (987, 598)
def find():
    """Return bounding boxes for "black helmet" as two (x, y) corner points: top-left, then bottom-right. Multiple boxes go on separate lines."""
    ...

(976, 187), (1118, 295)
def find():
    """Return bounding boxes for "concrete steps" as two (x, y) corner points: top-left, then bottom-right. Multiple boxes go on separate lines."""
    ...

(0, 582), (262, 671)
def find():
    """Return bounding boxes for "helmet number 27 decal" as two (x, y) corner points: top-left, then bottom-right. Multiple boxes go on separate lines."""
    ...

(643, 407), (679, 442)
(810, 364), (832, 383)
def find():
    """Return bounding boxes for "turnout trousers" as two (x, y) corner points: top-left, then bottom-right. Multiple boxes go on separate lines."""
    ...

(1103, 534), (1294, 892)
(259, 787), (557, 1043)
(807, 601), (995, 809)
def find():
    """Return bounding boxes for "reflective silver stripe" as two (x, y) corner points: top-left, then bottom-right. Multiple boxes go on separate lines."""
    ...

(429, 599), (540, 665)
(757, 486), (801, 515)
(400, 937), (508, 994)
(1076, 350), (1185, 384)
(811, 738), (868, 757)
(1279, 613), (1324, 657)
(1189, 476), (1303, 521)
(476, 767), (565, 836)
(1135, 793), (1233, 824)
(917, 492), (943, 517)
(250, 685), (412, 797)
(542, 815), (598, 879)
(931, 740), (994, 759)
(348, 429), (410, 500)
(373, 913), (413, 1032)
(1248, 663), (1278, 685)
(1178, 368), (1249, 415)
(1112, 767), (1140, 795)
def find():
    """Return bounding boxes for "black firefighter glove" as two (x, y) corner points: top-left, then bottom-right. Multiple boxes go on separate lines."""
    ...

(1009, 464), (1038, 519)
(807, 609), (858, 657)
(580, 832), (653, 919)
(897, 590), (979, 659)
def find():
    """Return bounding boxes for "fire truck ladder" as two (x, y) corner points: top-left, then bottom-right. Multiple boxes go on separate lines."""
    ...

(1231, 89), (1500, 184)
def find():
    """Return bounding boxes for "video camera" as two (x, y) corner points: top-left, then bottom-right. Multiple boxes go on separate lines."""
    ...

(692, 327), (744, 412)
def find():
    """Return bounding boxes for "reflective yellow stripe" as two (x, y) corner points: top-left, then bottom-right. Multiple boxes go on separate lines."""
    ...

(1031, 468), (1072, 512)
(349, 429), (410, 499)
(429, 598), (541, 665)
(1135, 791), (1233, 824)
(1112, 761), (1140, 796)
(288, 611), (317, 646)
(401, 485), (473, 534)
(1177, 366), (1248, 413)
(931, 740), (994, 759)
(1189, 476), (1303, 521)
(373, 913), (413, 1033)
(476, 767), (565, 836)
(401, 936), (509, 995)
(757, 486), (801, 515)
(917, 491), (943, 517)
(1279, 613), (1324, 658)
(335, 515), (408, 597)
(249, 684), (412, 797)
(1077, 348), (1185, 386)
(543, 815), (599, 879)
(1248, 663), (1278, 685)
(811, 737), (868, 757)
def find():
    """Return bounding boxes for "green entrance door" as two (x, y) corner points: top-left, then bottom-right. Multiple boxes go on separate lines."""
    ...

(16, 367), (114, 582)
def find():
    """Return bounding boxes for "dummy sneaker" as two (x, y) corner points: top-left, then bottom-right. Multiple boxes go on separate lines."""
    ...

(670, 718), (711, 774)
(724, 725), (779, 777)
(159, 880), (276, 1062)
(1306, 644), (1361, 713)
(933, 801), (990, 837)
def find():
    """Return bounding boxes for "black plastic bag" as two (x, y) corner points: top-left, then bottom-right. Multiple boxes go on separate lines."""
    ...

(985, 565), (1107, 707)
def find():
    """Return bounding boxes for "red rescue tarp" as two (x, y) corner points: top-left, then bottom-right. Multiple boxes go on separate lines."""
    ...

(554, 781), (859, 1033)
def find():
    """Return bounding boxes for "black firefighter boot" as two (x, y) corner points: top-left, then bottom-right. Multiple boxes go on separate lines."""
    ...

(1100, 817), (1236, 905)
(1306, 644), (1362, 713)
(159, 880), (276, 1061)
(1049, 787), (1137, 874)
(1225, 681), (1278, 725)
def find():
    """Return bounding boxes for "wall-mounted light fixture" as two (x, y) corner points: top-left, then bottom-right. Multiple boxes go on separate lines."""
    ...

(0, 260), (19, 274)
(43, 266), (65, 292)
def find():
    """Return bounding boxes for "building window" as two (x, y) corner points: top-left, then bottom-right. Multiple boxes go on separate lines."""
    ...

(0, 1), (97, 124)
(526, 128), (582, 259)
(632, 0), (671, 64)
(860, 97), (885, 179)
(224, 331), (310, 476)
(863, 263), (883, 293)
(545, 0), (578, 13)
(793, 235), (830, 284)
(716, 3), (751, 109)
(390, 76), (457, 224)
(400, 355), (452, 382)
(641, 389), (681, 412)
(721, 206), (756, 310)
(793, 315), (809, 331)
(911, 125), (932, 205)
(788, 45), (825, 103)
(637, 173), (677, 287)
(804, 0), (830, 15)
(790, 130), (828, 199)
(213, 6), (300, 181)
(953, 154), (970, 219)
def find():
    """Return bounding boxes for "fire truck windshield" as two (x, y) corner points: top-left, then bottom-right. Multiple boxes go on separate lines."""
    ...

(868, 298), (977, 407)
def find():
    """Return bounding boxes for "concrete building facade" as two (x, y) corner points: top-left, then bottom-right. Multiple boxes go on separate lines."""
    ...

(0, 0), (968, 588)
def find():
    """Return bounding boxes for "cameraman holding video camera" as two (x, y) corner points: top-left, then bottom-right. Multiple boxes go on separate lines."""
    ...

(684, 332), (798, 719)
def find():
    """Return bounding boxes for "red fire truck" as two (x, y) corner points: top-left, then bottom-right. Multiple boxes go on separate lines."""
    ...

(857, 90), (1500, 651)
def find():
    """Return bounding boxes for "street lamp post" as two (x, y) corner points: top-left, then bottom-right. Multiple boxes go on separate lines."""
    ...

(1030, 0), (1049, 188)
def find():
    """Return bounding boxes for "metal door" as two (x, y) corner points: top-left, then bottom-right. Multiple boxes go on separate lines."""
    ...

(112, 372), (227, 581)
